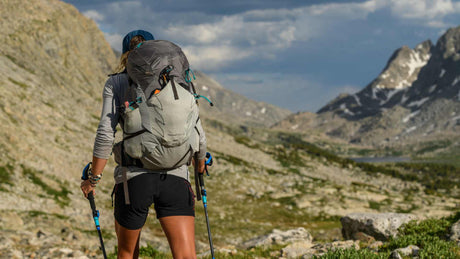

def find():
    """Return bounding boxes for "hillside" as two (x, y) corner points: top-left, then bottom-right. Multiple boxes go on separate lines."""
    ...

(194, 71), (291, 127)
(0, 0), (458, 258)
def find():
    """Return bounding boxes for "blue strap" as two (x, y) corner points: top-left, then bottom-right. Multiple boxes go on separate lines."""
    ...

(194, 94), (213, 105)
(185, 68), (196, 83)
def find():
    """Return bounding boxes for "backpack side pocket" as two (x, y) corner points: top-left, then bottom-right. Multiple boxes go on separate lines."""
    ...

(123, 107), (144, 159)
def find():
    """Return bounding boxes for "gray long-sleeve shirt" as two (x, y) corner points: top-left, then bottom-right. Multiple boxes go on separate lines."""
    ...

(93, 72), (207, 183)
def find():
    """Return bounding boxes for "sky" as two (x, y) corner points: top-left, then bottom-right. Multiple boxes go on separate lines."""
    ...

(63, 0), (460, 113)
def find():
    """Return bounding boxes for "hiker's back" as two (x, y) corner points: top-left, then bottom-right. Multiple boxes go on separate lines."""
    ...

(122, 40), (199, 170)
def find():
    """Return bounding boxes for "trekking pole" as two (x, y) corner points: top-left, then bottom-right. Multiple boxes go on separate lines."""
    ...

(194, 152), (215, 259)
(81, 162), (108, 259)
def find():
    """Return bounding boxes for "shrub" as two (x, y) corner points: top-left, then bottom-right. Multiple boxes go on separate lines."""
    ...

(368, 201), (381, 211)
(381, 215), (460, 257)
(139, 245), (170, 258)
(316, 248), (389, 258)
(0, 164), (14, 189)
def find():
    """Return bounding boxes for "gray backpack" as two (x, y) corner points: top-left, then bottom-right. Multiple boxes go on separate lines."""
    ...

(122, 40), (200, 170)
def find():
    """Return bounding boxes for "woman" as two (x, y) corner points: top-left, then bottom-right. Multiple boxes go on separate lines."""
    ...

(81, 30), (206, 259)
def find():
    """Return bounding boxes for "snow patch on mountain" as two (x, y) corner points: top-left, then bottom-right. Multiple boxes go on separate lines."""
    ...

(406, 52), (430, 77)
(340, 103), (354, 116)
(353, 94), (362, 106)
(381, 88), (403, 105)
(395, 79), (412, 89)
(407, 97), (429, 107)
(439, 69), (446, 78)
(372, 88), (378, 99)
(401, 93), (409, 104)
(405, 126), (417, 134)
(402, 110), (420, 123)
(452, 76), (460, 86)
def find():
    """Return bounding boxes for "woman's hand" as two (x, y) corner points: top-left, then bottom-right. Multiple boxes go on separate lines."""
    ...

(80, 156), (108, 198)
(80, 179), (96, 198)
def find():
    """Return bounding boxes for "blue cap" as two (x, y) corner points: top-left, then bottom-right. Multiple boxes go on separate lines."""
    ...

(122, 30), (154, 54)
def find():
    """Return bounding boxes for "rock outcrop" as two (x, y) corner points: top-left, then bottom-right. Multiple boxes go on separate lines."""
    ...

(389, 245), (420, 259)
(241, 227), (312, 249)
(341, 213), (417, 241)
(451, 219), (460, 242)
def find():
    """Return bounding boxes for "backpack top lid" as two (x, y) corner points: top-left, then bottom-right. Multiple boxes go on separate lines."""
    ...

(126, 40), (190, 98)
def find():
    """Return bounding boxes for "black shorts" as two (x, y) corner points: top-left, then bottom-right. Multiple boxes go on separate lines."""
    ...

(114, 173), (195, 230)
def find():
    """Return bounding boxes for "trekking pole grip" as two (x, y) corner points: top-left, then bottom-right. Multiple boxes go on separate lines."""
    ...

(87, 192), (97, 213)
(198, 171), (205, 187)
(194, 154), (202, 201)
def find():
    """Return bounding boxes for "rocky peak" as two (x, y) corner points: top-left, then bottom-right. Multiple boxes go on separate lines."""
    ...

(436, 26), (460, 60)
(317, 39), (434, 119)
(374, 40), (432, 90)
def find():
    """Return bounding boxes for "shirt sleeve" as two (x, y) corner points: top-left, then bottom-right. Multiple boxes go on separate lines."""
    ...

(93, 78), (120, 159)
(195, 117), (207, 160)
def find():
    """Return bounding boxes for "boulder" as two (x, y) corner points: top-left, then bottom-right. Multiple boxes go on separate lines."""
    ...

(390, 245), (420, 258)
(389, 251), (403, 259)
(281, 240), (359, 259)
(367, 241), (384, 251)
(311, 240), (360, 254)
(242, 227), (312, 249)
(341, 213), (417, 241)
(450, 219), (460, 242)
(281, 241), (314, 258)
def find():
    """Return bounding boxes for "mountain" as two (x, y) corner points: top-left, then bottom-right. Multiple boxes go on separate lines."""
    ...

(276, 26), (460, 147)
(318, 40), (433, 119)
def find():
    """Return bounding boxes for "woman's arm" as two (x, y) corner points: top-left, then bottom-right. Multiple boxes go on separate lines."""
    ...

(81, 77), (120, 197)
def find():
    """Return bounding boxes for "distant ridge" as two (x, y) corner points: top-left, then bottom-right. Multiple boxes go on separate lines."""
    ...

(194, 71), (292, 127)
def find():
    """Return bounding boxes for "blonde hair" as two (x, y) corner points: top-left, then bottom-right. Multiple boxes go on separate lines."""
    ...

(113, 51), (130, 74)
(113, 35), (146, 74)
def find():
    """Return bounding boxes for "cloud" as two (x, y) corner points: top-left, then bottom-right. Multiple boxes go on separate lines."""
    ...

(387, 0), (460, 27)
(83, 9), (104, 22)
(160, 1), (384, 70)
(78, 0), (460, 71)
(182, 45), (252, 71)
(104, 32), (123, 52)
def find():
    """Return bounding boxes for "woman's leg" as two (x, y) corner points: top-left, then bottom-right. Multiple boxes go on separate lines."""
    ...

(115, 219), (142, 259)
(159, 215), (196, 259)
